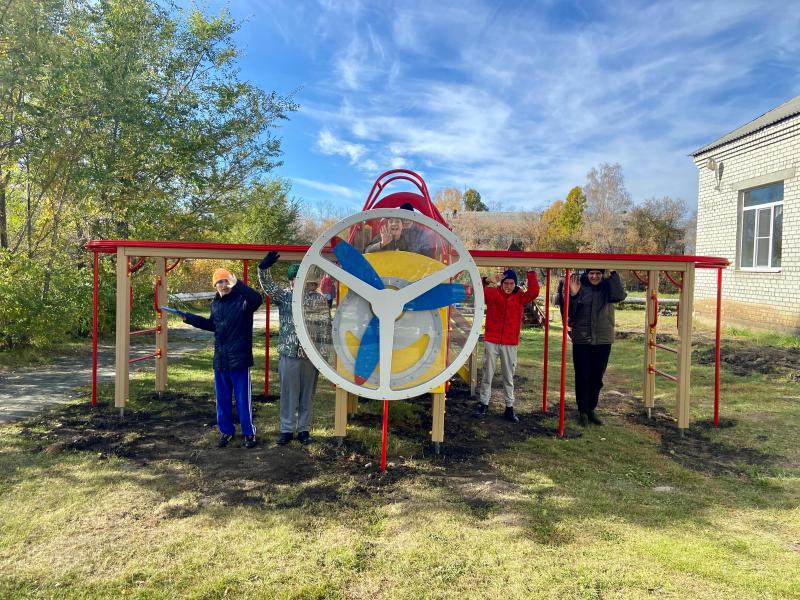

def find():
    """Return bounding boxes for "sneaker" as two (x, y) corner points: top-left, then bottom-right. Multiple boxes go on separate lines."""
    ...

(472, 402), (489, 418)
(588, 410), (604, 426)
(217, 433), (233, 448)
(244, 435), (257, 448)
(277, 432), (293, 446)
(298, 431), (312, 445)
(578, 413), (589, 427)
(504, 406), (519, 423)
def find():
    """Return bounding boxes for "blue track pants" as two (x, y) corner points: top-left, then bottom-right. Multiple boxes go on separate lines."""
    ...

(214, 367), (255, 437)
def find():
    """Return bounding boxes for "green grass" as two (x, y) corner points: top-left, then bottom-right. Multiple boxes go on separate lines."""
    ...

(1, 320), (799, 599)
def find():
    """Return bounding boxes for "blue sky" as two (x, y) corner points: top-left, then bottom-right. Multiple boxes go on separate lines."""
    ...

(181, 0), (800, 215)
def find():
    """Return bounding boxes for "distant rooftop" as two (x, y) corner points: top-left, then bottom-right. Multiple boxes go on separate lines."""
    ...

(690, 95), (800, 157)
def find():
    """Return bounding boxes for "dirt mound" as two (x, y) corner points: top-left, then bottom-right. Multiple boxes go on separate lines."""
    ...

(694, 343), (800, 378)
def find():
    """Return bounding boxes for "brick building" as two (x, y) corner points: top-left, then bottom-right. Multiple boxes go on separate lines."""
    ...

(691, 96), (799, 333)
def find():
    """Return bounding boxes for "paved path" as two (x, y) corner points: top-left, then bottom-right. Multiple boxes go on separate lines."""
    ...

(0, 307), (276, 424)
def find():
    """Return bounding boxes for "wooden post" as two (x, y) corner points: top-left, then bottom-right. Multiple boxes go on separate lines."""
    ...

(334, 386), (349, 438)
(469, 347), (478, 398)
(155, 258), (168, 392)
(431, 392), (446, 443)
(346, 391), (358, 415)
(114, 248), (131, 411)
(676, 264), (695, 430)
(643, 270), (658, 417)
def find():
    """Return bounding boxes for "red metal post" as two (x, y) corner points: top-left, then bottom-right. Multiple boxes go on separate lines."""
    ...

(91, 251), (99, 407)
(381, 399), (389, 472)
(242, 259), (249, 285)
(542, 268), (550, 413)
(559, 268), (571, 438)
(714, 267), (722, 426)
(264, 296), (270, 396)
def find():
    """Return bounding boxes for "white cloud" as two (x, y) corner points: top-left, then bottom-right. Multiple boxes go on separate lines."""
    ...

(316, 129), (366, 163)
(291, 177), (359, 199)
(262, 0), (800, 209)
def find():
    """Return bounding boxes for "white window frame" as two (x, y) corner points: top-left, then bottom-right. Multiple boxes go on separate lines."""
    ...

(739, 183), (783, 272)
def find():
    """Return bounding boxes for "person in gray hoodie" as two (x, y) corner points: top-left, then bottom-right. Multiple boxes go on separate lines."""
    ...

(557, 269), (627, 426)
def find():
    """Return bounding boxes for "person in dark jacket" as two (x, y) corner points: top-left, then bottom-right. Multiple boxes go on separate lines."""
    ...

(474, 268), (540, 422)
(183, 268), (263, 448)
(556, 269), (627, 426)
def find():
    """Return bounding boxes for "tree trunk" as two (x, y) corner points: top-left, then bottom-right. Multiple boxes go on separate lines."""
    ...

(0, 168), (9, 249)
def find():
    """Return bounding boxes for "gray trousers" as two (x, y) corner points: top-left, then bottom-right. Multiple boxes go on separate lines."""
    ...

(278, 355), (318, 433)
(479, 341), (518, 407)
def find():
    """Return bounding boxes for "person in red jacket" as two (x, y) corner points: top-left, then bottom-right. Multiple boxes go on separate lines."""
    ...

(474, 268), (540, 422)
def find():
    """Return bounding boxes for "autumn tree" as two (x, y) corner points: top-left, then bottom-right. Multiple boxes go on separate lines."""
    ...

(580, 163), (632, 252)
(625, 196), (688, 255)
(433, 187), (462, 215)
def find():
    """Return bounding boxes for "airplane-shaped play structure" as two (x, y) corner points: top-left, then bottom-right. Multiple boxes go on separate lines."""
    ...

(86, 170), (729, 465)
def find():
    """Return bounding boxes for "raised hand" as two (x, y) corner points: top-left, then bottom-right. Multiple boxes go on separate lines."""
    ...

(569, 273), (581, 295)
(259, 250), (279, 270)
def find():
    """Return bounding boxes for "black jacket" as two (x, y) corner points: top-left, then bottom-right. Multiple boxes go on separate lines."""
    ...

(184, 281), (263, 371)
(556, 272), (626, 345)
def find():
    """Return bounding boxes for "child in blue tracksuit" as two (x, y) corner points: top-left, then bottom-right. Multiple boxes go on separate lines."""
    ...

(183, 267), (263, 448)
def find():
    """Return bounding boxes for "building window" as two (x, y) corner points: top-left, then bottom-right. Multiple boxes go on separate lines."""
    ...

(740, 181), (783, 270)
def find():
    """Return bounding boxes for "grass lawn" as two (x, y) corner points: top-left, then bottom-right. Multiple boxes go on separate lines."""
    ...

(1, 309), (798, 599)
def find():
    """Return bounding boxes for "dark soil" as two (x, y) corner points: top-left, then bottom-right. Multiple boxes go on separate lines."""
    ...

(604, 393), (787, 477)
(694, 342), (800, 379)
(16, 363), (792, 514)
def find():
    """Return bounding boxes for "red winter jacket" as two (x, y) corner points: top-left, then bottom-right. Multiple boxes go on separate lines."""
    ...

(483, 272), (540, 346)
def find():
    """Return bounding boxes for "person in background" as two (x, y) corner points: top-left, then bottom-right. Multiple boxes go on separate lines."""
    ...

(474, 268), (540, 423)
(182, 268), (262, 448)
(258, 251), (331, 445)
(557, 269), (627, 426)
(364, 203), (435, 257)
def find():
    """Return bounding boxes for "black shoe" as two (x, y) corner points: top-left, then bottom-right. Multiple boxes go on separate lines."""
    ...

(578, 413), (589, 427)
(298, 431), (312, 445)
(504, 406), (519, 423)
(473, 403), (489, 418)
(588, 410), (604, 425)
(277, 432), (293, 446)
(217, 433), (233, 448)
(244, 435), (257, 448)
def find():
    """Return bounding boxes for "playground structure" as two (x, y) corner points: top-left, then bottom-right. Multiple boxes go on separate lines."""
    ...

(86, 170), (730, 454)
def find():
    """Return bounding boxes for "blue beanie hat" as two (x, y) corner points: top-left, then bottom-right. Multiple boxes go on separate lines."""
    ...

(287, 263), (300, 280)
(501, 269), (518, 286)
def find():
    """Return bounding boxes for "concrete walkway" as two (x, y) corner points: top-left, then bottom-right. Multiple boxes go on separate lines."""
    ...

(0, 307), (276, 424)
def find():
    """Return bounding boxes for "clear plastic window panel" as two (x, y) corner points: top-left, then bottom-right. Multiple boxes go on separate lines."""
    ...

(301, 216), (476, 392)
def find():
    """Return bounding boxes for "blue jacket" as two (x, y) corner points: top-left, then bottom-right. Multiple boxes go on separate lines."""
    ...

(184, 281), (263, 371)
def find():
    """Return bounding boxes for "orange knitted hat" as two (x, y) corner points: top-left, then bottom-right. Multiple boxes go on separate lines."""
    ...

(212, 268), (234, 286)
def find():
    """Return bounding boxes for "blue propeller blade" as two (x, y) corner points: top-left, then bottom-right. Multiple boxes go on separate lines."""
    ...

(404, 283), (467, 311)
(333, 241), (384, 290)
(335, 239), (467, 385)
(353, 315), (380, 384)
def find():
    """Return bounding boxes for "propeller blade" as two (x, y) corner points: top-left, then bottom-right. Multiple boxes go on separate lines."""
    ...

(404, 283), (467, 311)
(333, 241), (384, 290)
(353, 315), (380, 384)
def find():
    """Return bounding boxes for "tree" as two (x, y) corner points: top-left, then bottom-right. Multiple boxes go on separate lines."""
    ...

(463, 188), (488, 211)
(225, 179), (301, 245)
(624, 196), (688, 255)
(433, 187), (462, 214)
(580, 163), (632, 252)
(558, 186), (586, 250)
(0, 0), (297, 348)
